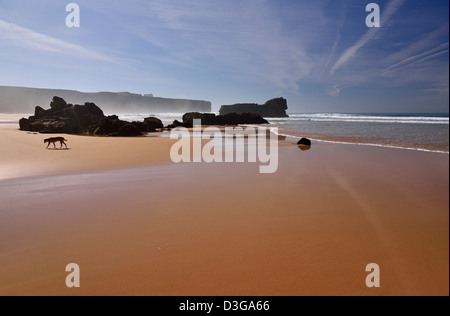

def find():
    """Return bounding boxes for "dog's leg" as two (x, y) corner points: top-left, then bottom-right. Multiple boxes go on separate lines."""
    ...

(46, 142), (50, 149)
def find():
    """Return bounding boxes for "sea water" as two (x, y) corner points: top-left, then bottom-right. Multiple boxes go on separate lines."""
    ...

(267, 113), (449, 153)
(3, 112), (448, 153)
(134, 112), (449, 153)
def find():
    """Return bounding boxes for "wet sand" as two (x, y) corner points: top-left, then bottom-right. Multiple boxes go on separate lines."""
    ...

(0, 124), (448, 296)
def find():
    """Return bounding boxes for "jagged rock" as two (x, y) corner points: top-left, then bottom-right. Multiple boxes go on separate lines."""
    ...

(20, 117), (77, 134)
(34, 106), (46, 118)
(220, 113), (269, 125)
(166, 120), (187, 129)
(173, 112), (269, 128)
(19, 97), (168, 136)
(297, 138), (312, 146)
(19, 97), (105, 134)
(50, 96), (68, 111)
(219, 97), (289, 118)
(94, 115), (150, 136)
(118, 124), (142, 137)
(144, 117), (164, 130)
(94, 115), (122, 135)
(182, 113), (218, 126)
(131, 121), (150, 133)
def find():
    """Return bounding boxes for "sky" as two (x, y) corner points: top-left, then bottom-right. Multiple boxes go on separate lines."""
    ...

(0, 0), (448, 113)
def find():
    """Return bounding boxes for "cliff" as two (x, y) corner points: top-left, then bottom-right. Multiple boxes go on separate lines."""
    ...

(0, 86), (211, 114)
(219, 97), (289, 118)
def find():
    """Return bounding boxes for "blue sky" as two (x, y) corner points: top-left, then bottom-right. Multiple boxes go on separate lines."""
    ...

(0, 0), (448, 113)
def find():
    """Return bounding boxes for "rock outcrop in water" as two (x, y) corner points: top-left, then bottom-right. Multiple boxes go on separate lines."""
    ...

(167, 112), (269, 128)
(297, 138), (312, 146)
(19, 97), (164, 136)
(219, 97), (289, 118)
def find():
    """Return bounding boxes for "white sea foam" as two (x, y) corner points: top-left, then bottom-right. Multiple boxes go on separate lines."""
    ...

(246, 121), (449, 154)
(268, 113), (449, 125)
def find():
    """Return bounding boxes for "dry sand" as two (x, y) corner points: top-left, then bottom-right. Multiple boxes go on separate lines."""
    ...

(0, 124), (448, 296)
(0, 125), (175, 180)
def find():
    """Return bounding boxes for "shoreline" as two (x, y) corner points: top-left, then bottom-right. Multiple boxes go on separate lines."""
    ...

(279, 133), (450, 154)
(2, 122), (447, 182)
(3, 110), (449, 155)
(266, 126), (449, 154)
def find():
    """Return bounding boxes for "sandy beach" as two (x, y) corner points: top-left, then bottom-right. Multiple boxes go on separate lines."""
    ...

(0, 125), (175, 180)
(0, 124), (448, 296)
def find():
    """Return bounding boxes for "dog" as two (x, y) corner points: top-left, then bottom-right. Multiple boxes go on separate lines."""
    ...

(44, 137), (68, 149)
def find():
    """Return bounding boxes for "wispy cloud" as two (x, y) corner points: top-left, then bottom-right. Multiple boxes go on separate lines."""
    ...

(376, 23), (449, 93)
(87, 0), (321, 92)
(383, 42), (449, 73)
(321, 1), (348, 79)
(383, 43), (449, 74)
(330, 0), (406, 75)
(0, 19), (116, 63)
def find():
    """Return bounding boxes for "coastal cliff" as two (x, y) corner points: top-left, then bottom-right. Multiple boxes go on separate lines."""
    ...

(0, 86), (211, 114)
(219, 97), (289, 118)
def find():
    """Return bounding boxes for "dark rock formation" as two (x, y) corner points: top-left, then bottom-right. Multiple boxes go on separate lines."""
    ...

(168, 112), (269, 129)
(297, 138), (312, 146)
(118, 124), (142, 137)
(19, 97), (161, 137)
(94, 115), (124, 136)
(219, 98), (289, 118)
(167, 120), (186, 129)
(144, 117), (164, 130)
(19, 97), (105, 134)
(50, 96), (68, 111)
(182, 113), (219, 126)
(130, 121), (149, 133)
(19, 116), (77, 134)
(93, 115), (158, 136)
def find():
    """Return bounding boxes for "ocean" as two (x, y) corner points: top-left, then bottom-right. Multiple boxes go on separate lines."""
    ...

(267, 113), (449, 154)
(138, 112), (449, 154)
(2, 112), (448, 154)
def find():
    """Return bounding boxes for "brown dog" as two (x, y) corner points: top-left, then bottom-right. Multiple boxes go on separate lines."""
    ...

(44, 137), (68, 149)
